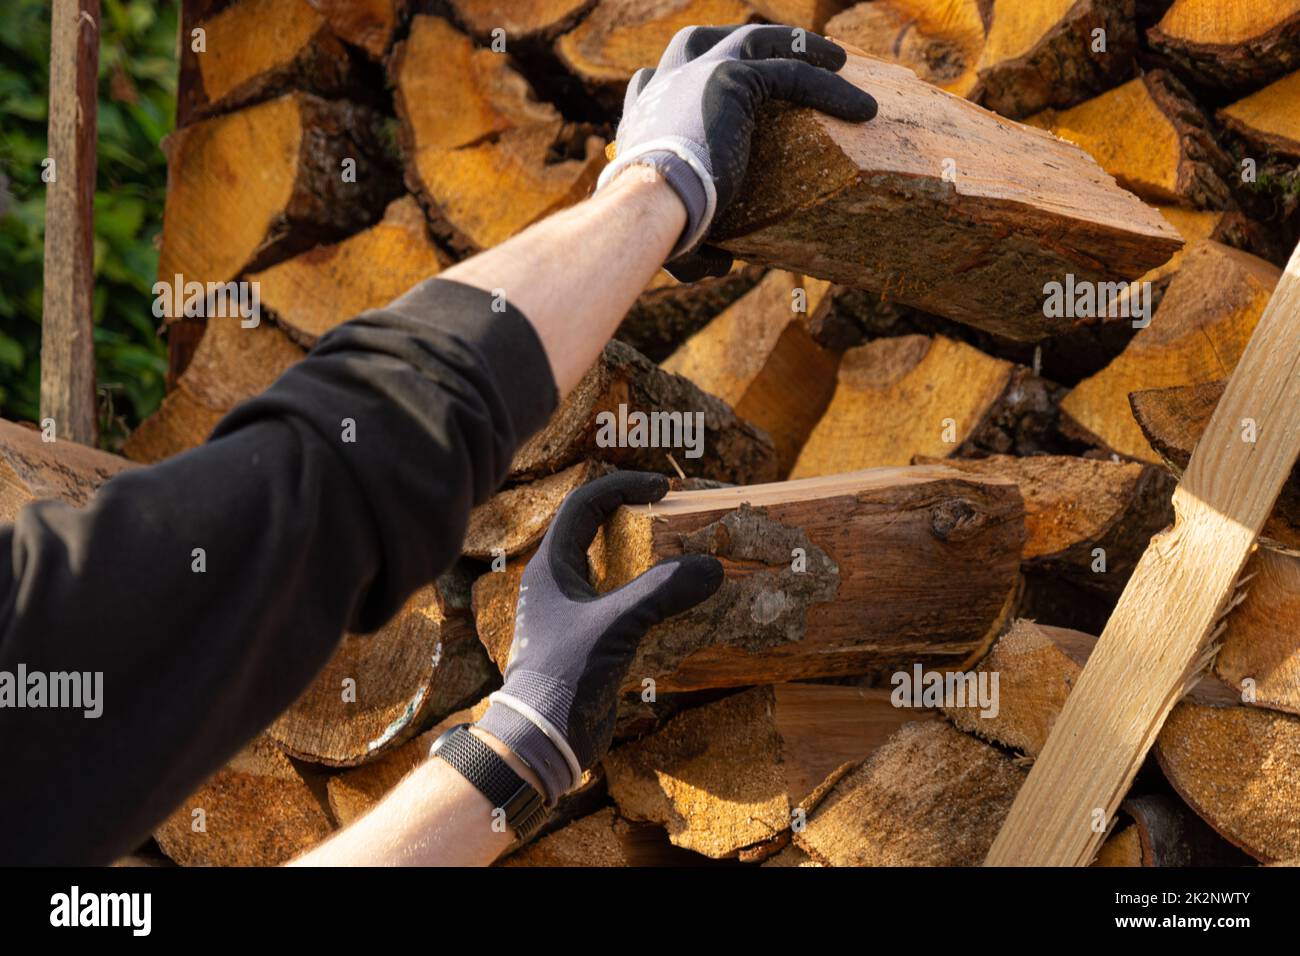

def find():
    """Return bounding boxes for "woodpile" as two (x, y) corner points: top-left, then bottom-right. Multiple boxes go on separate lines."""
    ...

(10, 0), (1296, 866)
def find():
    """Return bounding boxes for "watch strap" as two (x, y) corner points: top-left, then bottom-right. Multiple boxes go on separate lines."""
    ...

(432, 725), (548, 842)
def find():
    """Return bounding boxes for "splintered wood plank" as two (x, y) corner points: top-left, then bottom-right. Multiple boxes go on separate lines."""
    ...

(710, 51), (1181, 342)
(1147, 0), (1300, 89)
(973, 0), (1136, 118)
(796, 720), (1026, 866)
(510, 339), (780, 483)
(914, 454), (1174, 592)
(1130, 378), (1300, 548)
(268, 573), (494, 766)
(394, 15), (605, 251)
(1219, 70), (1300, 159)
(154, 736), (334, 866)
(1024, 71), (1232, 209)
(449, 0), (597, 42)
(603, 685), (914, 859)
(158, 92), (393, 293)
(123, 317), (305, 463)
(1061, 241), (1281, 462)
(986, 239), (1300, 866)
(661, 271), (840, 475)
(790, 335), (1052, 477)
(0, 418), (134, 520)
(1214, 547), (1300, 716)
(249, 195), (449, 346)
(555, 0), (756, 85)
(826, 0), (986, 97)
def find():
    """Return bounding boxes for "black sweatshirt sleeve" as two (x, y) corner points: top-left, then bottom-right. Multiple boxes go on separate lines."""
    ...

(0, 278), (558, 865)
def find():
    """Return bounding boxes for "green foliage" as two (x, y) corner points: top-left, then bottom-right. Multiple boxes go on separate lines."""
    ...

(0, 0), (177, 448)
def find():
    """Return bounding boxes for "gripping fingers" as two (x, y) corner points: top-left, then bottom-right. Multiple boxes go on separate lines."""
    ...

(735, 25), (847, 70)
(748, 58), (878, 122)
(544, 471), (671, 582)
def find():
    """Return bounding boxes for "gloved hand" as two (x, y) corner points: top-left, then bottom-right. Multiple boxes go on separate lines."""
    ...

(476, 471), (723, 805)
(595, 23), (878, 282)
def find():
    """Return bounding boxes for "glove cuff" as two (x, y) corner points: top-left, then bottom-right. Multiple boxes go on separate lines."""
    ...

(596, 139), (716, 259)
(477, 684), (581, 806)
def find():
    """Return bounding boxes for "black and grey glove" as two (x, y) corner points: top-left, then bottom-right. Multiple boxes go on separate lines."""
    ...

(595, 23), (878, 281)
(476, 472), (723, 805)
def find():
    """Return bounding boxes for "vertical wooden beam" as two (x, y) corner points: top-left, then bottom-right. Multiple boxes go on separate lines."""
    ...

(986, 240), (1300, 866)
(41, 0), (100, 446)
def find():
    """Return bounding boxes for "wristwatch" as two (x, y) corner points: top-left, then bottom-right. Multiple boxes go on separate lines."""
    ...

(430, 724), (548, 842)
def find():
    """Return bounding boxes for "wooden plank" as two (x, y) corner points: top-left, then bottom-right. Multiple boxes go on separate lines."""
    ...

(40, 0), (100, 446)
(986, 239), (1300, 866)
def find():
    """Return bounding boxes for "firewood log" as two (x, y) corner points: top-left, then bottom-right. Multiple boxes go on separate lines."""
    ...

(154, 736), (334, 866)
(1060, 240), (1281, 462)
(312, 0), (409, 59)
(661, 271), (840, 475)
(1219, 70), (1300, 160)
(178, 0), (357, 123)
(616, 264), (765, 362)
(914, 453), (1174, 593)
(159, 92), (395, 294)
(791, 336), (1057, 477)
(748, 0), (852, 32)
(795, 719), (1027, 866)
(267, 568), (494, 766)
(250, 195), (448, 346)
(0, 419), (134, 519)
(392, 15), (604, 252)
(1213, 547), (1300, 716)
(510, 340), (780, 483)
(709, 52), (1182, 342)
(826, 0), (987, 97)
(448, 0), (597, 42)
(1129, 378), (1300, 548)
(1147, 0), (1300, 90)
(603, 684), (916, 858)
(1107, 793), (1253, 867)
(973, 0), (1137, 118)
(123, 318), (305, 464)
(1023, 71), (1232, 209)
(500, 807), (699, 866)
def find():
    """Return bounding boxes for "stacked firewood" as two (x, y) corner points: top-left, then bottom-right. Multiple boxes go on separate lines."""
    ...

(7, 0), (1300, 865)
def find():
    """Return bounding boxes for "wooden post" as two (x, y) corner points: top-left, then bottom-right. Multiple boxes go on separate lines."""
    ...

(986, 239), (1300, 866)
(40, 0), (100, 446)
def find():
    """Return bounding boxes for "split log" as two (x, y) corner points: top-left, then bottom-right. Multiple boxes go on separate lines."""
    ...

(795, 719), (1026, 866)
(0, 418), (134, 520)
(661, 271), (840, 475)
(709, 52), (1182, 342)
(1023, 71), (1232, 209)
(1129, 378), (1300, 548)
(392, 16), (605, 252)
(313, 0), (408, 58)
(1219, 70), (1300, 160)
(464, 461), (614, 561)
(249, 195), (449, 347)
(1141, 206), (1275, 296)
(1092, 824), (1143, 866)
(914, 454), (1174, 592)
(973, 0), (1136, 118)
(154, 736), (334, 866)
(555, 0), (757, 86)
(475, 467), (1024, 691)
(1060, 240), (1281, 462)
(826, 1), (986, 98)
(616, 264), (765, 362)
(267, 569), (494, 766)
(1154, 678), (1300, 862)
(1147, 0), (1300, 90)
(501, 807), (699, 866)
(603, 685), (916, 858)
(123, 317), (305, 464)
(178, 0), (356, 123)
(159, 92), (394, 294)
(748, 0), (851, 32)
(448, 0), (597, 42)
(510, 340), (780, 483)
(790, 335), (1057, 478)
(1214, 547), (1300, 716)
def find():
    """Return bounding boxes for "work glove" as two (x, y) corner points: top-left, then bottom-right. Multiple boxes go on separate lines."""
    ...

(595, 23), (878, 281)
(476, 471), (723, 805)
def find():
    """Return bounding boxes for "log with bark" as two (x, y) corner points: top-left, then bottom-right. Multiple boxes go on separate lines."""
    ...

(0, 418), (134, 519)
(1060, 240), (1281, 462)
(313, 0), (409, 59)
(616, 264), (765, 362)
(448, 0), (597, 43)
(603, 684), (916, 859)
(708, 51), (1181, 341)
(1219, 70), (1300, 160)
(791, 335), (1058, 478)
(1147, 0), (1300, 90)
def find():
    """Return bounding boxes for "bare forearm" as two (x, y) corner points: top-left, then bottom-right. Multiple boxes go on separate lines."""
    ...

(441, 168), (686, 396)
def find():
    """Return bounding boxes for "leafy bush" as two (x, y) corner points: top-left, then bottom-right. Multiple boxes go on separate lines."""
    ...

(0, 0), (177, 448)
